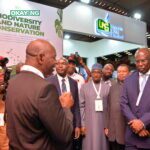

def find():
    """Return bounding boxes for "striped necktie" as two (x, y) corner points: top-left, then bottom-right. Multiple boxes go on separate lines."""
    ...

(62, 78), (67, 93)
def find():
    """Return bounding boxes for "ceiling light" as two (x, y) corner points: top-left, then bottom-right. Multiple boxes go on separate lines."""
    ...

(64, 34), (70, 39)
(99, 2), (102, 5)
(80, 0), (90, 4)
(133, 13), (142, 20)
(102, 3), (106, 6)
(102, 57), (108, 60)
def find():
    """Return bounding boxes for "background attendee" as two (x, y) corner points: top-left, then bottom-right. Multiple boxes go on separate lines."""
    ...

(47, 57), (81, 150)
(121, 48), (150, 150)
(80, 63), (110, 150)
(67, 57), (85, 150)
(68, 53), (91, 81)
(105, 64), (130, 150)
(6, 39), (73, 150)
(67, 58), (85, 91)
(102, 63), (115, 86)
(0, 73), (9, 150)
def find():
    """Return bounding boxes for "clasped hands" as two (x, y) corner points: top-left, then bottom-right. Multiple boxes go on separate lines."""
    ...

(128, 119), (150, 137)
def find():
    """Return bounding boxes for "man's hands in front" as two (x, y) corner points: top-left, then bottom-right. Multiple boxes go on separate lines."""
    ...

(128, 119), (150, 137)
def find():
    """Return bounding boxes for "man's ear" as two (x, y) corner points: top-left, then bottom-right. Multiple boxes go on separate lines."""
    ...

(37, 52), (45, 65)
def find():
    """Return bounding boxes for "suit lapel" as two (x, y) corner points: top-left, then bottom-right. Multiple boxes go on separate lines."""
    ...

(133, 72), (140, 99)
(69, 77), (74, 95)
(54, 75), (61, 96)
(141, 75), (150, 98)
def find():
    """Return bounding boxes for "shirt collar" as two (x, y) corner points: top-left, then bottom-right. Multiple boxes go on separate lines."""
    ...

(21, 65), (44, 79)
(139, 69), (150, 76)
(57, 74), (68, 82)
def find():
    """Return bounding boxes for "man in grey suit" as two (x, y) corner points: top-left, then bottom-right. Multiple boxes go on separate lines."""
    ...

(6, 39), (73, 150)
(105, 64), (130, 150)
(121, 48), (150, 150)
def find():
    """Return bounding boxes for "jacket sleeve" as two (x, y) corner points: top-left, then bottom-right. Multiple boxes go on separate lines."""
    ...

(37, 83), (73, 145)
(120, 80), (136, 122)
(79, 84), (85, 127)
(73, 82), (81, 128)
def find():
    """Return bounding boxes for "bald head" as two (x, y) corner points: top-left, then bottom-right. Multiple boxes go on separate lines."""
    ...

(25, 39), (56, 77)
(135, 48), (150, 74)
(26, 39), (55, 57)
(135, 48), (150, 58)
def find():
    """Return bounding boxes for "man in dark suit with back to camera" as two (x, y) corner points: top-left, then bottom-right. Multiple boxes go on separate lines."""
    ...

(6, 39), (73, 150)
(121, 48), (150, 150)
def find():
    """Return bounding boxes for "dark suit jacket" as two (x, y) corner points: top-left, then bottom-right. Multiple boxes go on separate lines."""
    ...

(107, 81), (126, 145)
(6, 71), (73, 150)
(46, 75), (81, 128)
(121, 71), (150, 149)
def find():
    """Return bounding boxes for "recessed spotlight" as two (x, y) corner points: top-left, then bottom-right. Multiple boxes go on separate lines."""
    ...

(102, 3), (106, 6)
(80, 0), (90, 4)
(99, 2), (102, 5)
(133, 13), (142, 20)
(64, 34), (70, 39)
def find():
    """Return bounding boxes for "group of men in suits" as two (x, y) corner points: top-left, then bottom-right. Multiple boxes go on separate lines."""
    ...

(4, 38), (150, 150)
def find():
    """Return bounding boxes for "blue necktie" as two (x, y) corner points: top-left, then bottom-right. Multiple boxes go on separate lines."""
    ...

(62, 78), (67, 93)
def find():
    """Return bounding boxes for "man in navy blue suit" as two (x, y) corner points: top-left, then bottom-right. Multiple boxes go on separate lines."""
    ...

(47, 57), (81, 150)
(121, 48), (150, 150)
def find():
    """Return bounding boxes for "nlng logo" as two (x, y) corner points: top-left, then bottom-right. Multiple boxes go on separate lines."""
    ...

(97, 19), (110, 32)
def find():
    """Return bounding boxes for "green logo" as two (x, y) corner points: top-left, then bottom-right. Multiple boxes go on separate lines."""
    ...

(10, 10), (40, 16)
(97, 19), (110, 32)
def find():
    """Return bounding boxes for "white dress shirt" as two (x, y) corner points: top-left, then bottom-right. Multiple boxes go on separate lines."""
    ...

(136, 69), (150, 106)
(69, 73), (85, 91)
(21, 65), (44, 79)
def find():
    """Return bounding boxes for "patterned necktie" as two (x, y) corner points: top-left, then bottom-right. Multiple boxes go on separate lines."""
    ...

(62, 78), (67, 93)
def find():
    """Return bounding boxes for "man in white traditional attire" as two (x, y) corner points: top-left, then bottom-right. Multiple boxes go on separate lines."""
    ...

(80, 63), (110, 150)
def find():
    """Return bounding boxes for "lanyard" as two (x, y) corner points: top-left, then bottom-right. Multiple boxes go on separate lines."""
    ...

(92, 81), (101, 99)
